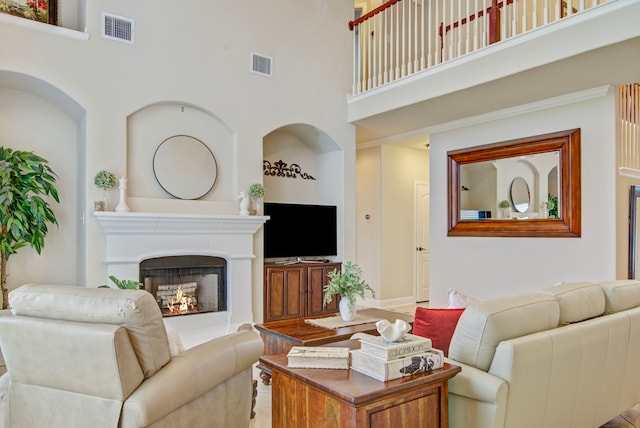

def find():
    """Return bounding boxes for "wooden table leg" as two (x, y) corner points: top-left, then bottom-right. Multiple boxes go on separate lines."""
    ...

(257, 363), (272, 385)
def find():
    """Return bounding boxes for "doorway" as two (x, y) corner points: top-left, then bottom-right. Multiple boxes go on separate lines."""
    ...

(415, 182), (430, 302)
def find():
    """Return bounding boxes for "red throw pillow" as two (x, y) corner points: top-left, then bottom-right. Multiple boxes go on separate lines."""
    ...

(412, 307), (465, 356)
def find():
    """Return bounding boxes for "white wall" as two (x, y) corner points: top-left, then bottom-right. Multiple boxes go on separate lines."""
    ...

(0, 1), (355, 320)
(429, 86), (617, 306)
(356, 146), (382, 298)
(356, 144), (429, 306)
(0, 87), (80, 289)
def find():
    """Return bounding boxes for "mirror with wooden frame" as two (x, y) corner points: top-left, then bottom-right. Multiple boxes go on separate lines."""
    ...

(447, 129), (581, 237)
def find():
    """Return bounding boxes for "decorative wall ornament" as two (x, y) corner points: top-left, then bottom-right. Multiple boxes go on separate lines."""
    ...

(263, 160), (316, 180)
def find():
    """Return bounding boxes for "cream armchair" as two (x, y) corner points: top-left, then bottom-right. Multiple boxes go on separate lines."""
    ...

(0, 284), (263, 428)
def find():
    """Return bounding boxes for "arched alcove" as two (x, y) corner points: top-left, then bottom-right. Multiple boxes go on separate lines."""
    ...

(126, 102), (235, 207)
(263, 123), (341, 205)
(0, 70), (86, 291)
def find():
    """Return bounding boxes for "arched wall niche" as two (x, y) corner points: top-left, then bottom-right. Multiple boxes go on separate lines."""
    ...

(0, 70), (86, 292)
(263, 123), (342, 205)
(126, 101), (235, 210)
(262, 123), (344, 261)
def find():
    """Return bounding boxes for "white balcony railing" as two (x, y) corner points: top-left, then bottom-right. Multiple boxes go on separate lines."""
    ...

(619, 84), (640, 171)
(350, 0), (610, 95)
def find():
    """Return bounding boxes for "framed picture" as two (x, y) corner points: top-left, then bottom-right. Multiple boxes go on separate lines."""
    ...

(0, 0), (57, 25)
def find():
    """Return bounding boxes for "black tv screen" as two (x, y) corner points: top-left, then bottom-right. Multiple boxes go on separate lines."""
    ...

(264, 203), (337, 259)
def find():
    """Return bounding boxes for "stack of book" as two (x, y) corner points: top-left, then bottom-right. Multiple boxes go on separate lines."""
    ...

(286, 346), (350, 369)
(351, 333), (444, 381)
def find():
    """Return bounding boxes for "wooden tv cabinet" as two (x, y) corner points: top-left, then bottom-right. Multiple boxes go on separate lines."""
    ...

(263, 262), (341, 322)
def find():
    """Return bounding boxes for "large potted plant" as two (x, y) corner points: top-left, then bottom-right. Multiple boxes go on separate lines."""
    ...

(323, 261), (375, 321)
(0, 147), (59, 309)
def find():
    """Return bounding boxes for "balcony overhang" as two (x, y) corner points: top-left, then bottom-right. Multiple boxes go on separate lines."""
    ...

(349, 0), (640, 144)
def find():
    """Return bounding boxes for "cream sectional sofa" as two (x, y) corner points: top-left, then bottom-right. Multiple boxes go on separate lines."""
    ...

(445, 280), (640, 428)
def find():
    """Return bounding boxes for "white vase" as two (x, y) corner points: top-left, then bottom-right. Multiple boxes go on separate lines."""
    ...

(251, 197), (262, 216)
(102, 190), (111, 211)
(339, 298), (356, 321)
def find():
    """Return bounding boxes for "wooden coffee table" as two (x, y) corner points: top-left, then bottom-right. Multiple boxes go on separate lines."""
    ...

(259, 339), (460, 428)
(254, 308), (414, 385)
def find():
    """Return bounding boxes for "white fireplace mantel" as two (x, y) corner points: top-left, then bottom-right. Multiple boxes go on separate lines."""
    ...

(93, 211), (268, 344)
(93, 211), (268, 235)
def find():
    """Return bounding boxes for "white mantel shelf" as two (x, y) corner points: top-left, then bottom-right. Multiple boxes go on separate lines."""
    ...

(93, 211), (269, 235)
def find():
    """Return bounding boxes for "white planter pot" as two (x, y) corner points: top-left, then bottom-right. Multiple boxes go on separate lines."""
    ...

(339, 298), (356, 321)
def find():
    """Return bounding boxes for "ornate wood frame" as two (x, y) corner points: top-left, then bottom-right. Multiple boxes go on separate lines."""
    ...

(0, 0), (57, 25)
(447, 128), (581, 237)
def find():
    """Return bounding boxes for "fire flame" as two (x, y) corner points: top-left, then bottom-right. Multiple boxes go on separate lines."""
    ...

(167, 286), (197, 314)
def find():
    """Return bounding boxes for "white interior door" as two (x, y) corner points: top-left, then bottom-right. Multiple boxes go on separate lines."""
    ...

(415, 182), (430, 302)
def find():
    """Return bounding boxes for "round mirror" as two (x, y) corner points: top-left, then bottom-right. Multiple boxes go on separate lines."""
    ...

(510, 177), (530, 212)
(153, 135), (217, 200)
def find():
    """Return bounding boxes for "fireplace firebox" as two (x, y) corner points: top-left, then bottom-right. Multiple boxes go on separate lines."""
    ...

(140, 256), (227, 317)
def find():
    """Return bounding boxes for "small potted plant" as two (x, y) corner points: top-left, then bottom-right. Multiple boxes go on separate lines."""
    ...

(94, 170), (116, 211)
(323, 262), (375, 321)
(541, 200), (554, 218)
(248, 183), (265, 215)
(499, 199), (511, 219)
(547, 194), (558, 218)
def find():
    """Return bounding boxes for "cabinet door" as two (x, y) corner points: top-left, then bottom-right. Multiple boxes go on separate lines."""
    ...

(264, 266), (306, 322)
(307, 263), (341, 317)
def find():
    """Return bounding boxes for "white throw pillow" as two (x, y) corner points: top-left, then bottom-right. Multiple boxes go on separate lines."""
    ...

(447, 288), (479, 308)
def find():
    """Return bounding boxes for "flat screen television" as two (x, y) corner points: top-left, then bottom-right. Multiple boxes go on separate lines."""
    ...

(264, 203), (337, 259)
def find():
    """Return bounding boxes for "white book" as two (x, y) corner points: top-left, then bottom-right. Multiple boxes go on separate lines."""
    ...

(351, 348), (444, 381)
(358, 333), (432, 360)
(287, 346), (350, 369)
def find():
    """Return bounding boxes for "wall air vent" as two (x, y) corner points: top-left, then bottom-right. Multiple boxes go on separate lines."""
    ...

(251, 53), (272, 77)
(102, 13), (134, 44)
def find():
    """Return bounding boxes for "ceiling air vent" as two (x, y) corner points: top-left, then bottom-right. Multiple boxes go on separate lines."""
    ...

(251, 53), (272, 77)
(102, 13), (134, 44)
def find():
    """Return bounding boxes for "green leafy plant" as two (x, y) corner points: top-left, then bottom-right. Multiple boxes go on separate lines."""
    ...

(1, 147), (59, 309)
(499, 200), (511, 209)
(323, 262), (375, 309)
(99, 275), (142, 290)
(249, 183), (265, 198)
(547, 194), (559, 218)
(94, 170), (116, 190)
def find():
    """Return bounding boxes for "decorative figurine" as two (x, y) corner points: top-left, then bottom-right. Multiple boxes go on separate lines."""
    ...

(115, 177), (130, 213)
(376, 319), (412, 342)
(238, 191), (250, 216)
